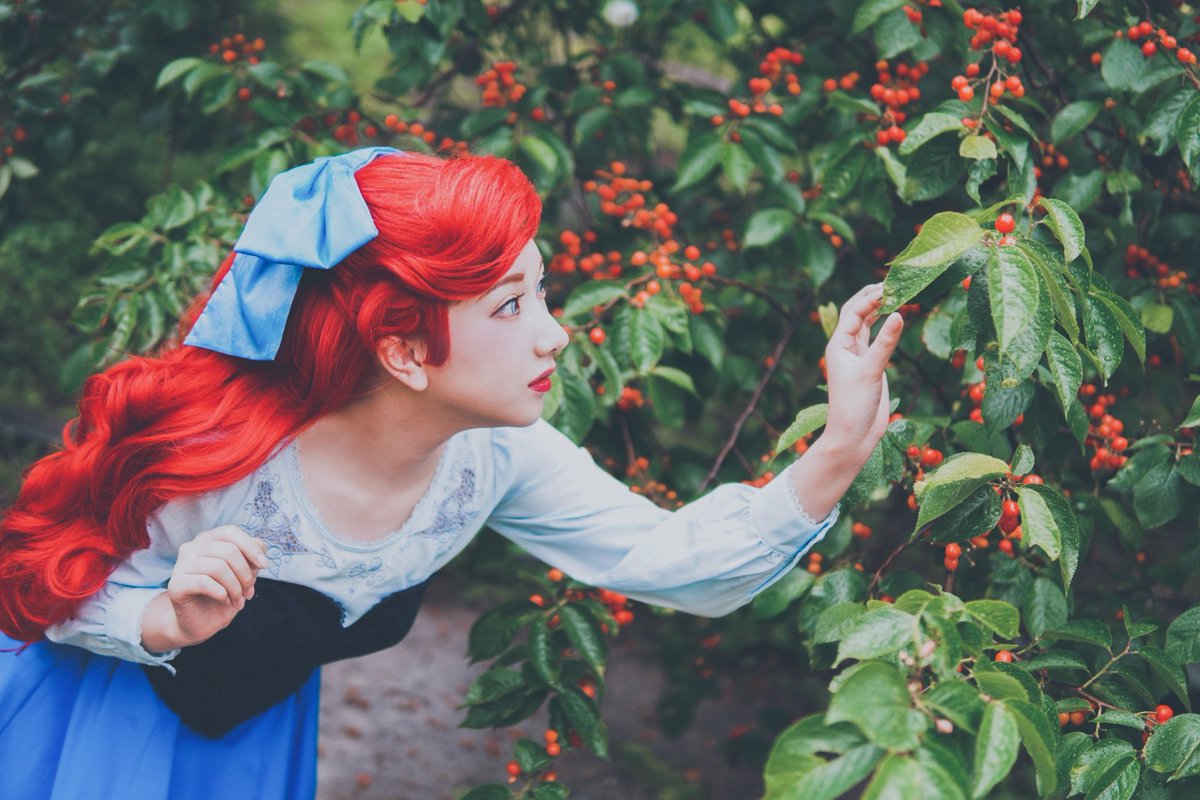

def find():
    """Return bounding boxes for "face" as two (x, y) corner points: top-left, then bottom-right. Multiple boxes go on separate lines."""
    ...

(421, 240), (570, 430)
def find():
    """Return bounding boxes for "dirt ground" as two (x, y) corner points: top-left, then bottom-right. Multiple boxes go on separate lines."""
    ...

(316, 579), (770, 800)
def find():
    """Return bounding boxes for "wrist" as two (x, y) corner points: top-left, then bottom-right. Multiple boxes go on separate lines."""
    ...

(810, 427), (877, 469)
(140, 592), (187, 653)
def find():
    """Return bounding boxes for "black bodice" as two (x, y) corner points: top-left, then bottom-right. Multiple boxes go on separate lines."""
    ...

(142, 578), (428, 738)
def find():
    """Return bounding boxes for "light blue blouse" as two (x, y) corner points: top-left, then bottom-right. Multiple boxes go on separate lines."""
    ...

(45, 419), (837, 667)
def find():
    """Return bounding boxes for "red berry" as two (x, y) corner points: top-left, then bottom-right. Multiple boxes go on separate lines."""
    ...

(506, 761), (521, 777)
(958, 86), (975, 102)
(995, 213), (1016, 234)
(1001, 499), (1020, 519)
(945, 543), (962, 558)
(944, 556), (959, 571)
(1156, 705), (1175, 724)
(1070, 710), (1087, 726)
(994, 650), (1014, 662)
(589, 327), (606, 345)
(1143, 41), (1158, 57)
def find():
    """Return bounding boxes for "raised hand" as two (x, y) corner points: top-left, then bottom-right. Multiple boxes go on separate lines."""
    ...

(141, 525), (268, 652)
(823, 283), (904, 462)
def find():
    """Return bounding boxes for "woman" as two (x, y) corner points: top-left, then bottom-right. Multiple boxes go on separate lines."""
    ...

(0, 147), (901, 798)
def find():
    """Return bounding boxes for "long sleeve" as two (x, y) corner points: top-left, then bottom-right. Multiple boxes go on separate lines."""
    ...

(486, 421), (838, 617)
(43, 495), (217, 669)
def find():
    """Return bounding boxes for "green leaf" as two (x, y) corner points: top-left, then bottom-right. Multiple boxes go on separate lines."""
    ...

(8, 156), (38, 179)
(1134, 461), (1183, 530)
(1076, 0), (1100, 18)
(562, 281), (625, 321)
(744, 208), (795, 249)
(556, 688), (609, 758)
(1038, 198), (1086, 263)
(1137, 646), (1191, 711)
(1017, 240), (1080, 344)
(1005, 698), (1059, 796)
(1019, 483), (1080, 587)
(753, 569), (816, 619)
(558, 604), (606, 679)
(722, 139), (755, 193)
(460, 784), (512, 800)
(628, 311), (665, 373)
(1144, 714), (1200, 781)
(518, 134), (561, 184)
(1166, 606), (1200, 664)
(882, 213), (986, 313)
(1093, 291), (1146, 366)
(826, 661), (928, 752)
(552, 365), (596, 443)
(1178, 95), (1200, 182)
(852, 0), (907, 33)
(1144, 88), (1194, 156)
(925, 680), (986, 734)
(814, 602), (869, 643)
(462, 668), (525, 706)
(1085, 295), (1125, 380)
(1045, 619), (1112, 650)
(1102, 39), (1151, 91)
(156, 57), (202, 90)
(528, 618), (560, 683)
(875, 146), (908, 192)
(775, 404), (829, 455)
(988, 246), (1041, 360)
(972, 702), (1020, 798)
(819, 145), (869, 202)
(964, 600), (1020, 639)
(1044, 332), (1083, 418)
(672, 134), (723, 191)
(467, 601), (531, 661)
(1022, 578), (1068, 639)
(836, 606), (918, 663)
(898, 113), (964, 156)
(960, 135), (997, 161)
(764, 743), (886, 800)
(1084, 755), (1140, 800)
(912, 452), (1010, 534)
(1051, 101), (1102, 144)
(1142, 302), (1174, 334)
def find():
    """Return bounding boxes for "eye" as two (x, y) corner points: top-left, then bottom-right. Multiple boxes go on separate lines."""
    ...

(536, 276), (547, 295)
(495, 294), (524, 318)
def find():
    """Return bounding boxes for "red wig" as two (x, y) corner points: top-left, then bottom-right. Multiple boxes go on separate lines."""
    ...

(0, 152), (541, 640)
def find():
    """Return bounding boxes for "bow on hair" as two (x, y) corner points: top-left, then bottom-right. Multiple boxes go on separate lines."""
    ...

(184, 146), (404, 360)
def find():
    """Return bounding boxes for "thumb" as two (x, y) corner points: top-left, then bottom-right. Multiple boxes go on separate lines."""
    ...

(866, 312), (904, 373)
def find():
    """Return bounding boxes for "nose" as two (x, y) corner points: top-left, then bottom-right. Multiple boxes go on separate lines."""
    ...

(536, 304), (570, 357)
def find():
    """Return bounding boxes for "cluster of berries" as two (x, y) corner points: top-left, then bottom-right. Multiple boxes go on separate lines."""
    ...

(1034, 141), (1070, 178)
(907, 444), (945, 468)
(821, 71), (862, 93)
(1120, 20), (1197, 63)
(1123, 244), (1194, 292)
(962, 8), (1024, 62)
(1081, 384), (1130, 472)
(476, 62), (527, 107)
(901, 0), (942, 26)
(742, 470), (776, 489)
(296, 110), (378, 146)
(0, 124), (27, 162)
(717, 46), (802, 124)
(868, 59), (930, 129)
(627, 469), (683, 509)
(615, 385), (645, 411)
(208, 33), (265, 65)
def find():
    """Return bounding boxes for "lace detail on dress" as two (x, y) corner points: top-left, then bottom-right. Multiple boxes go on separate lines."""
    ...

(781, 466), (822, 529)
(410, 454), (479, 558)
(241, 473), (337, 577)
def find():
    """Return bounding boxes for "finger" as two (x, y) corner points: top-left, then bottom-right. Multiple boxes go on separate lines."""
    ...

(170, 573), (234, 606)
(193, 539), (261, 589)
(865, 312), (904, 373)
(834, 288), (884, 344)
(190, 556), (245, 603)
(207, 525), (270, 570)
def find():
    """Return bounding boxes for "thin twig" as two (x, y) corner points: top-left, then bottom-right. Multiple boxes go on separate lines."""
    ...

(696, 306), (804, 493)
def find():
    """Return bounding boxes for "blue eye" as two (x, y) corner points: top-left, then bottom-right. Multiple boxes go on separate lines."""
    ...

(496, 294), (523, 317)
(537, 277), (547, 294)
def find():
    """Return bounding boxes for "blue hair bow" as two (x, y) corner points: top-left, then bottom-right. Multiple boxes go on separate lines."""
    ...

(184, 146), (404, 360)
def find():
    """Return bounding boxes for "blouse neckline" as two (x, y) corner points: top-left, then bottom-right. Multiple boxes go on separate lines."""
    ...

(284, 436), (454, 553)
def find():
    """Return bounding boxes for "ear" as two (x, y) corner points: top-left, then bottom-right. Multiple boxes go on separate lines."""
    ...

(376, 335), (430, 392)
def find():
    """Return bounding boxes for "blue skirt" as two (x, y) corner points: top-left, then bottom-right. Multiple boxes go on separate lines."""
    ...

(0, 634), (320, 800)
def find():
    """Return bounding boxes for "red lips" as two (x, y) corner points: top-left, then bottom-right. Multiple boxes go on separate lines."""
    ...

(529, 368), (555, 393)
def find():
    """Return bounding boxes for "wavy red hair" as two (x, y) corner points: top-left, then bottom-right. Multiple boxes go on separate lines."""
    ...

(0, 152), (541, 640)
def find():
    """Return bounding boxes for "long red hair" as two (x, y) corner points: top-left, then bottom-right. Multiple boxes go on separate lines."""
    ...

(0, 152), (541, 641)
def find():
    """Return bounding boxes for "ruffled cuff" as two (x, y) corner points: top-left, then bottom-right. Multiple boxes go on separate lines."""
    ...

(106, 587), (181, 672)
(748, 462), (840, 557)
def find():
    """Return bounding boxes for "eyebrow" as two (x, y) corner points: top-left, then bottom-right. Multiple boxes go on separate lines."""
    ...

(487, 262), (546, 294)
